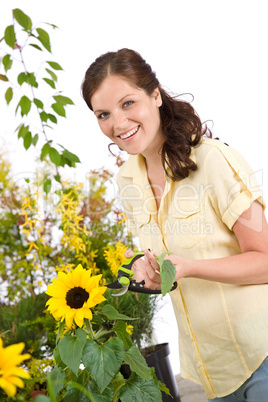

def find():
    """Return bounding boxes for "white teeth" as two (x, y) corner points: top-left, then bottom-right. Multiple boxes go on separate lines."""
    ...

(120, 126), (139, 139)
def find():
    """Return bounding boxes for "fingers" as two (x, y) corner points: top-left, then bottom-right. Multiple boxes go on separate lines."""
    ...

(124, 249), (162, 290)
(132, 251), (161, 290)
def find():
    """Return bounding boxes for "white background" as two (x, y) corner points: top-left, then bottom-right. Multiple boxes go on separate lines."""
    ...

(1, 0), (268, 375)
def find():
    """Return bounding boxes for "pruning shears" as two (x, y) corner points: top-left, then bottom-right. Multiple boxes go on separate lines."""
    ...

(107, 252), (177, 296)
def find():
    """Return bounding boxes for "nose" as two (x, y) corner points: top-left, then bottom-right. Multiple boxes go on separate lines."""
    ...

(113, 111), (128, 130)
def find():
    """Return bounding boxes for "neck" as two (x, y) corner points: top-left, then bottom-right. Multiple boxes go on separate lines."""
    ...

(143, 144), (166, 180)
(142, 138), (164, 171)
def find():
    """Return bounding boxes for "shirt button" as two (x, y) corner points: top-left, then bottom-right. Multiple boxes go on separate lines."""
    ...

(196, 362), (201, 368)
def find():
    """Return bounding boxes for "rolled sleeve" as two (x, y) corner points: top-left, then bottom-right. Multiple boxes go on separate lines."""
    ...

(205, 143), (265, 230)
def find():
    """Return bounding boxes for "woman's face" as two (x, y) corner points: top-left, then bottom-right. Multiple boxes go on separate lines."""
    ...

(91, 75), (164, 158)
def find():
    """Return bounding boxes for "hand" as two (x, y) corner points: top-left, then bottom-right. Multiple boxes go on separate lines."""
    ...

(164, 254), (187, 280)
(125, 249), (162, 290)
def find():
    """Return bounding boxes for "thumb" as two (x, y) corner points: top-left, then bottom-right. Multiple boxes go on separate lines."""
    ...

(125, 249), (134, 258)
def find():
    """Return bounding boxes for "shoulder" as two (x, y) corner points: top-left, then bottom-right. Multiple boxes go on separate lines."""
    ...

(116, 154), (146, 186)
(195, 137), (253, 175)
(116, 155), (136, 180)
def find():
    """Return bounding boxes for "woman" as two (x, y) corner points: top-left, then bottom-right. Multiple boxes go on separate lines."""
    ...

(82, 48), (268, 401)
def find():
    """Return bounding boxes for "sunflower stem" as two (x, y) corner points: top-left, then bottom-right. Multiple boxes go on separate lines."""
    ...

(94, 328), (114, 340)
(85, 319), (95, 339)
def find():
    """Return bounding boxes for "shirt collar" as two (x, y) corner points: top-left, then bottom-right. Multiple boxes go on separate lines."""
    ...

(120, 146), (197, 179)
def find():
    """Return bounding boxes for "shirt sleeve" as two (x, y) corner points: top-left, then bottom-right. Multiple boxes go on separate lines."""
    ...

(204, 142), (265, 230)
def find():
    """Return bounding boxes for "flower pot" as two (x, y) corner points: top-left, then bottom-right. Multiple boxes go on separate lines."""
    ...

(31, 390), (46, 400)
(142, 343), (181, 402)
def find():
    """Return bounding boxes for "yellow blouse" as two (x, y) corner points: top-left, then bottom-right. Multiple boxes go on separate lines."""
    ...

(116, 138), (268, 398)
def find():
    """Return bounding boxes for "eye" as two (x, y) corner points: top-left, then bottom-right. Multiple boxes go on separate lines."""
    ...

(97, 112), (109, 120)
(123, 100), (134, 108)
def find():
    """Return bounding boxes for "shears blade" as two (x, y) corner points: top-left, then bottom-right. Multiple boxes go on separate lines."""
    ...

(111, 285), (129, 296)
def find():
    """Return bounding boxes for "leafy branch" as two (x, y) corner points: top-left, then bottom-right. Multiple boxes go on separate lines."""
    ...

(0, 8), (80, 190)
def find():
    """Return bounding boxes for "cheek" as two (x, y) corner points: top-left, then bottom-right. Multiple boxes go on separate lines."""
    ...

(98, 121), (112, 137)
(130, 104), (152, 123)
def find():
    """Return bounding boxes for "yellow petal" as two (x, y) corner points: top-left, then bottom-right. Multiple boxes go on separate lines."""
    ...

(7, 376), (24, 388)
(74, 310), (84, 327)
(0, 378), (16, 397)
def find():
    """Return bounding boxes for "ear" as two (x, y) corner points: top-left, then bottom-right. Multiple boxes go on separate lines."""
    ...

(152, 88), (162, 107)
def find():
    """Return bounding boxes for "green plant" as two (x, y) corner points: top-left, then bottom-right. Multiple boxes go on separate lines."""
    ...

(0, 8), (80, 190)
(43, 264), (169, 401)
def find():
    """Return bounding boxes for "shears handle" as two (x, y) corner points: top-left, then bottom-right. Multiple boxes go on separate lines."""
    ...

(117, 252), (144, 286)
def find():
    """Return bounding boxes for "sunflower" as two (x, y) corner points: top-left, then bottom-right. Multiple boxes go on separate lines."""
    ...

(0, 339), (31, 397)
(46, 264), (106, 328)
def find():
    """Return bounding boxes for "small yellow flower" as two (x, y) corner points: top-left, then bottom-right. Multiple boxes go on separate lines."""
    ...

(118, 212), (127, 224)
(104, 241), (128, 276)
(46, 264), (107, 328)
(126, 325), (134, 336)
(0, 339), (30, 397)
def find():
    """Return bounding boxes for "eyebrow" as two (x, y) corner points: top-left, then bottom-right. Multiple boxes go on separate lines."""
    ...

(94, 93), (136, 114)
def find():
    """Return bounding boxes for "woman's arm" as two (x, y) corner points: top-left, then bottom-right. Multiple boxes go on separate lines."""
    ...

(168, 200), (268, 285)
(130, 200), (268, 288)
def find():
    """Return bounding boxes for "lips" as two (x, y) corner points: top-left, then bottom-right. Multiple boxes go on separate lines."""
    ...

(118, 126), (139, 140)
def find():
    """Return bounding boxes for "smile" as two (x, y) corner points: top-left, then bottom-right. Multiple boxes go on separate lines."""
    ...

(119, 126), (139, 140)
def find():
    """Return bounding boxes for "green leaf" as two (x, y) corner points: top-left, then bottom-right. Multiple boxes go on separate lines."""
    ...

(54, 174), (61, 183)
(23, 131), (32, 150)
(124, 346), (152, 381)
(45, 68), (57, 82)
(32, 134), (39, 146)
(114, 321), (133, 350)
(32, 396), (50, 402)
(82, 337), (125, 393)
(58, 328), (87, 376)
(26, 72), (38, 87)
(29, 43), (42, 51)
(50, 366), (66, 397)
(53, 95), (74, 105)
(2, 54), (12, 72)
(17, 95), (31, 116)
(5, 87), (13, 104)
(18, 72), (27, 85)
(4, 25), (16, 48)
(159, 260), (176, 297)
(62, 149), (81, 164)
(49, 147), (61, 165)
(47, 61), (63, 70)
(155, 252), (176, 296)
(101, 304), (137, 321)
(13, 9), (32, 31)
(40, 111), (48, 122)
(43, 178), (52, 194)
(0, 74), (8, 82)
(36, 27), (51, 52)
(117, 373), (162, 402)
(33, 98), (44, 109)
(52, 102), (66, 117)
(65, 380), (112, 402)
(53, 347), (67, 370)
(41, 143), (51, 160)
(47, 113), (57, 124)
(156, 251), (171, 267)
(43, 78), (56, 89)
(17, 124), (29, 139)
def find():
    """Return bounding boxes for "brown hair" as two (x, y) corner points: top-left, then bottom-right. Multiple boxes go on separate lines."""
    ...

(82, 48), (211, 181)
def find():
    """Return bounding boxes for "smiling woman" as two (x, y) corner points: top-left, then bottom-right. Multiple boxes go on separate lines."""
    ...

(81, 48), (268, 401)
(90, 75), (163, 158)
(81, 48), (207, 182)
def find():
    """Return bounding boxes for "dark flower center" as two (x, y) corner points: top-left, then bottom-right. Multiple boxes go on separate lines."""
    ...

(66, 287), (89, 309)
